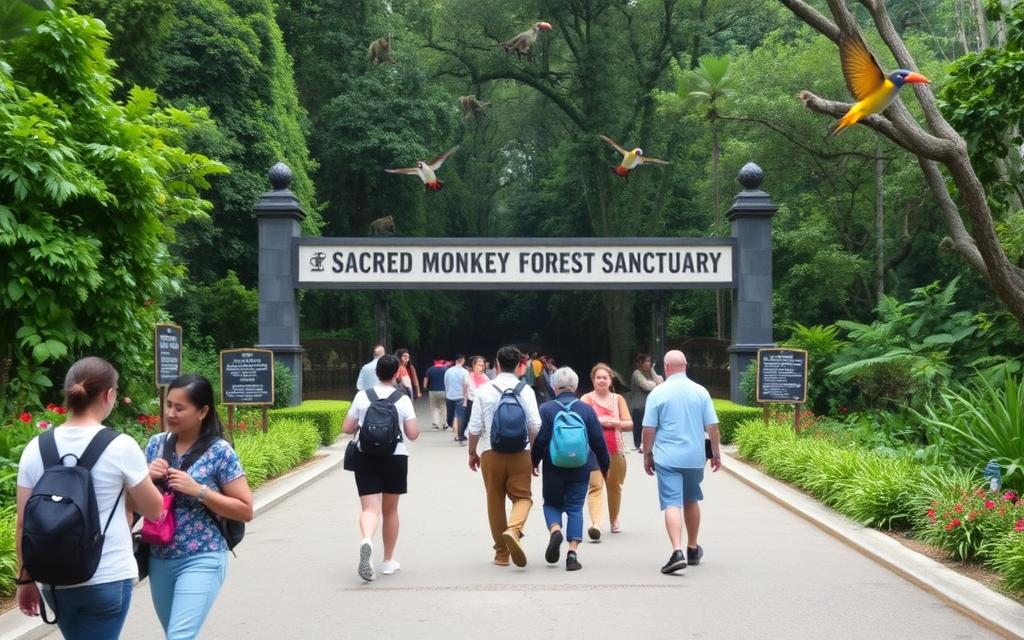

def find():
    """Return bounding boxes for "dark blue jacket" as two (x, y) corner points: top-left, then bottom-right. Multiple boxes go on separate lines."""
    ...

(533, 391), (610, 482)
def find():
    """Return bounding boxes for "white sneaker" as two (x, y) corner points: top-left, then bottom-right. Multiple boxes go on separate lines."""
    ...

(380, 559), (401, 575)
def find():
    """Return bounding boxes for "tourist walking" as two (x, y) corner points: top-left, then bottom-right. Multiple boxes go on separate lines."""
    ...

(16, 357), (164, 639)
(357, 345), (386, 392)
(461, 356), (489, 445)
(444, 355), (468, 435)
(642, 350), (721, 574)
(581, 363), (632, 538)
(466, 346), (541, 567)
(342, 355), (419, 581)
(145, 374), (254, 640)
(627, 353), (662, 452)
(533, 367), (609, 571)
(394, 349), (421, 399)
(422, 358), (449, 430)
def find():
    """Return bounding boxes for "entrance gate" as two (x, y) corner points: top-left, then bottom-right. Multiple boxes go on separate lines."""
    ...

(255, 162), (777, 405)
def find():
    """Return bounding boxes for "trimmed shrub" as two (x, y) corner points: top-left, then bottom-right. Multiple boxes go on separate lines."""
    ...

(0, 505), (15, 597)
(234, 418), (321, 489)
(713, 400), (762, 444)
(269, 400), (350, 445)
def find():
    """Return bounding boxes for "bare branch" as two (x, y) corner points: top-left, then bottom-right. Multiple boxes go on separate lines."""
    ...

(778, 0), (840, 41)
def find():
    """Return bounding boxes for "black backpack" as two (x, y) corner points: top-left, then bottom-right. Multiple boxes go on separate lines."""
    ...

(21, 428), (122, 624)
(360, 388), (404, 456)
(490, 381), (530, 453)
(160, 434), (245, 553)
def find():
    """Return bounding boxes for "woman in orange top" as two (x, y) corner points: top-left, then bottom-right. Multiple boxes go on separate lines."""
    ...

(394, 349), (421, 399)
(580, 363), (632, 538)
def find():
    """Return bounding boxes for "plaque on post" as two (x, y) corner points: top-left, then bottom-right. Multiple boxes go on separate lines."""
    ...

(220, 348), (275, 432)
(154, 323), (183, 431)
(756, 348), (809, 432)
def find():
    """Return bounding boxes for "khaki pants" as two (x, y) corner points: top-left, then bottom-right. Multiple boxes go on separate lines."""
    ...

(587, 454), (627, 527)
(480, 450), (533, 556)
(428, 391), (447, 427)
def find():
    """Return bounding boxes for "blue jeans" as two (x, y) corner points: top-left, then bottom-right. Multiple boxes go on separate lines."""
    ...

(445, 398), (460, 429)
(149, 552), (227, 640)
(41, 579), (133, 640)
(542, 476), (589, 542)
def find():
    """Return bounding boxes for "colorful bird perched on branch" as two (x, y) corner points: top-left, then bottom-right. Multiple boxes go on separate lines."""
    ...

(597, 135), (670, 179)
(501, 22), (552, 61)
(385, 146), (460, 192)
(831, 32), (929, 135)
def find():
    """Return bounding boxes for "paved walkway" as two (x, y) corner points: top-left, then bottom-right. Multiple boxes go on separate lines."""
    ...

(98, 399), (995, 639)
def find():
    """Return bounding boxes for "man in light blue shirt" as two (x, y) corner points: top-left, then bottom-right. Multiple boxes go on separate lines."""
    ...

(443, 355), (468, 436)
(356, 345), (386, 392)
(642, 350), (721, 575)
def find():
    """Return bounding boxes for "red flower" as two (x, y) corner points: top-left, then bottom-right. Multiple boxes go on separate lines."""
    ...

(137, 415), (148, 425)
(954, 503), (964, 513)
(1015, 519), (1024, 533)
(36, 420), (49, 430)
(976, 488), (987, 498)
(19, 412), (31, 423)
(926, 508), (936, 518)
(838, 407), (849, 414)
(237, 421), (248, 431)
(945, 518), (961, 531)
(55, 407), (66, 415)
(1004, 491), (1019, 503)
(984, 500), (996, 509)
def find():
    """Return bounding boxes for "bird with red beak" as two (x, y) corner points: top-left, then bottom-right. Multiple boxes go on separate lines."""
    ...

(502, 21), (553, 61)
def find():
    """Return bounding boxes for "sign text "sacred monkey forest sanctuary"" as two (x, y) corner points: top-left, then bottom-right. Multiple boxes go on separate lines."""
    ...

(296, 241), (735, 289)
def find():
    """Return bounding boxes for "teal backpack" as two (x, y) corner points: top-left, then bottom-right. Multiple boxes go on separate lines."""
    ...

(550, 399), (589, 468)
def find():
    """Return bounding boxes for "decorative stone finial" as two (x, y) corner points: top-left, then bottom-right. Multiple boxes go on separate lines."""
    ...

(737, 162), (764, 190)
(268, 162), (293, 190)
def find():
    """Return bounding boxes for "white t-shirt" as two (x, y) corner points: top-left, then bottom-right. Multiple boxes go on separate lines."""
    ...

(467, 373), (542, 454)
(350, 385), (416, 456)
(17, 426), (149, 587)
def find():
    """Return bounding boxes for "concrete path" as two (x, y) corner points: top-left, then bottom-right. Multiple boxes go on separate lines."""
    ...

(100, 399), (995, 639)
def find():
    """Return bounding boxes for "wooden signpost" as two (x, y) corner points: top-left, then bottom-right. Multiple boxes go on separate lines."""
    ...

(219, 348), (275, 433)
(154, 324), (183, 431)
(756, 348), (809, 432)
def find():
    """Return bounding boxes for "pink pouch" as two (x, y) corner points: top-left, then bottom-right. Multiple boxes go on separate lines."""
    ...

(140, 493), (176, 545)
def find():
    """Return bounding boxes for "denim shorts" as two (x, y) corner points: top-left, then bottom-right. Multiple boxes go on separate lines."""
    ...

(654, 464), (704, 509)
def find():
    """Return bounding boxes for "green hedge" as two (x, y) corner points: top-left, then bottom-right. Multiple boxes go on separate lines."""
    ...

(234, 418), (321, 489)
(712, 399), (761, 444)
(268, 400), (350, 445)
(734, 418), (1024, 592)
(0, 505), (15, 597)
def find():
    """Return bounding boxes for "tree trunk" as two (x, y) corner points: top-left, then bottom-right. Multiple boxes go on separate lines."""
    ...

(874, 141), (885, 302)
(602, 290), (636, 378)
(712, 123), (725, 339)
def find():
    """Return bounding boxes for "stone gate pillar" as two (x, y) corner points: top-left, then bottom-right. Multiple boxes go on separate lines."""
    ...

(255, 162), (304, 406)
(727, 162), (777, 403)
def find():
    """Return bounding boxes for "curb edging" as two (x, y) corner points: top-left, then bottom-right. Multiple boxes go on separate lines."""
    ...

(0, 441), (346, 640)
(721, 447), (1024, 640)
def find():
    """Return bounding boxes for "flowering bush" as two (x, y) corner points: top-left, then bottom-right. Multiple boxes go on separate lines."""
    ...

(915, 484), (1020, 561)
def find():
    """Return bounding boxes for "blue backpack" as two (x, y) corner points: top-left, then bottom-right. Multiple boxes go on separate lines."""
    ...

(490, 381), (529, 453)
(549, 399), (589, 468)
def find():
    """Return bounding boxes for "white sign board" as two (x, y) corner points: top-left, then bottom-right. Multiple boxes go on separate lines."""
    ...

(296, 239), (734, 289)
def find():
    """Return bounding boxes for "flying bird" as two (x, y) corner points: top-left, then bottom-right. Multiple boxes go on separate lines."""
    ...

(385, 146), (460, 192)
(597, 135), (670, 179)
(831, 32), (930, 135)
(501, 21), (552, 60)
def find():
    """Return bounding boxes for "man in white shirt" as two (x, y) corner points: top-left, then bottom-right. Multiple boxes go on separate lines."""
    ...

(356, 345), (386, 392)
(467, 345), (541, 567)
(444, 355), (468, 437)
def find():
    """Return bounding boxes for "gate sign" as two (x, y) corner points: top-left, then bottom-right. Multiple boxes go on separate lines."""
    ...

(756, 348), (808, 404)
(296, 238), (735, 289)
(154, 324), (182, 387)
(220, 349), (275, 406)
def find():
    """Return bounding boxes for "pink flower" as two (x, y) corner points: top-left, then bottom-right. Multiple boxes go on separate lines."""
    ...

(945, 518), (961, 531)
(926, 509), (936, 518)
(19, 412), (31, 423)
(122, 397), (132, 405)
(36, 420), (49, 430)
(1004, 491), (1019, 503)
(984, 500), (996, 509)
(1015, 519), (1024, 533)
(976, 488), (987, 498)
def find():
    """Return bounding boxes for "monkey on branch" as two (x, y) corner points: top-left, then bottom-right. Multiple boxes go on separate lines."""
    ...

(459, 95), (490, 119)
(501, 21), (552, 61)
(367, 34), (394, 65)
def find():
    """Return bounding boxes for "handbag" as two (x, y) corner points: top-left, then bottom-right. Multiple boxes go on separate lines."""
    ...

(343, 439), (359, 471)
(140, 492), (176, 544)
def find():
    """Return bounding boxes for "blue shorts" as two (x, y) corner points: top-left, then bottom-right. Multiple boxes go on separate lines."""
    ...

(655, 465), (704, 509)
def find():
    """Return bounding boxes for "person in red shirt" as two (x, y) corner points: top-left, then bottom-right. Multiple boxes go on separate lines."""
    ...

(580, 363), (632, 538)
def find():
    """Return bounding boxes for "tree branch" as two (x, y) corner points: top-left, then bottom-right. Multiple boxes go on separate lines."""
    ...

(778, 0), (840, 42)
